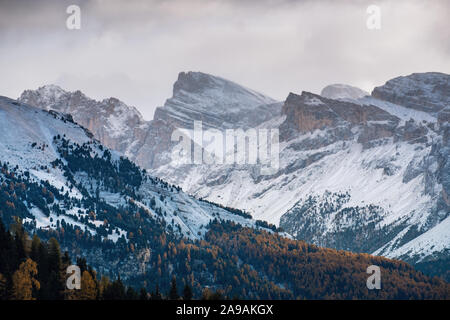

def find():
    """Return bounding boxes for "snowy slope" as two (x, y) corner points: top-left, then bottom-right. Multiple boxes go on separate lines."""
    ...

(0, 96), (269, 243)
(381, 215), (450, 262)
(155, 71), (278, 129)
(148, 73), (450, 272)
(15, 72), (450, 277)
(372, 72), (450, 114)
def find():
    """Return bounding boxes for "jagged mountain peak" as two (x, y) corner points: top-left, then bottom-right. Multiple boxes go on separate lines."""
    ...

(173, 71), (226, 94)
(20, 85), (141, 117)
(0, 95), (264, 241)
(280, 90), (398, 140)
(36, 83), (67, 95)
(20, 84), (69, 110)
(172, 71), (275, 104)
(154, 71), (279, 130)
(286, 91), (326, 105)
(7, 71), (450, 282)
(321, 83), (369, 100)
(18, 85), (146, 155)
(372, 72), (450, 114)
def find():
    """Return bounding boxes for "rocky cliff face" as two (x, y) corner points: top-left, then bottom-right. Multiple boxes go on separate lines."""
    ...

(19, 85), (149, 158)
(19, 72), (281, 169)
(372, 72), (450, 114)
(279, 91), (399, 146)
(276, 73), (449, 278)
(142, 71), (280, 168)
(154, 71), (279, 130)
(17, 72), (450, 280)
(151, 72), (449, 279)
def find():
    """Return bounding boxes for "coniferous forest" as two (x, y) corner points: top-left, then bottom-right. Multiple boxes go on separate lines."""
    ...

(0, 135), (449, 300)
(1, 217), (449, 300)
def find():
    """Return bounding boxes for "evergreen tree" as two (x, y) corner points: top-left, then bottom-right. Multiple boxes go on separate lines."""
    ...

(183, 283), (193, 300)
(139, 287), (148, 300)
(0, 273), (7, 300)
(126, 287), (138, 300)
(78, 271), (98, 300)
(98, 276), (110, 299)
(12, 259), (40, 300)
(102, 276), (126, 300)
(152, 284), (162, 300)
(169, 277), (179, 300)
(30, 234), (41, 263)
(11, 218), (27, 270)
(36, 240), (50, 299)
(47, 237), (64, 299)
(76, 257), (88, 274)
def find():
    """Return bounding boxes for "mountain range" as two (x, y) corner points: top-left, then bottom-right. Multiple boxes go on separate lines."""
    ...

(18, 71), (450, 280)
(0, 71), (445, 297)
(4, 94), (450, 299)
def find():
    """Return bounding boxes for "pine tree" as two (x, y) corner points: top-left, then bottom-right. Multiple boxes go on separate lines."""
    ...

(76, 257), (88, 274)
(0, 273), (7, 300)
(30, 234), (41, 263)
(183, 283), (193, 300)
(139, 287), (148, 300)
(47, 237), (64, 299)
(36, 240), (50, 299)
(126, 287), (138, 300)
(12, 258), (40, 300)
(11, 218), (27, 270)
(98, 276), (110, 299)
(152, 284), (162, 300)
(102, 276), (126, 300)
(78, 271), (98, 300)
(169, 277), (179, 300)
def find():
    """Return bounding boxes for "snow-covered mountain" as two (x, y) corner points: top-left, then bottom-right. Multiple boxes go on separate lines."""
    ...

(19, 85), (150, 161)
(150, 72), (450, 278)
(0, 95), (276, 278)
(321, 84), (369, 101)
(154, 71), (279, 130)
(19, 72), (281, 169)
(372, 72), (450, 114)
(18, 72), (450, 279)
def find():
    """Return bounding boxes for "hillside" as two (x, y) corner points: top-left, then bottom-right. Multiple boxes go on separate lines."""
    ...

(1, 95), (448, 299)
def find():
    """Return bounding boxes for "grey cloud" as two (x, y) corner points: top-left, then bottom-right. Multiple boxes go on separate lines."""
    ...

(0, 0), (448, 120)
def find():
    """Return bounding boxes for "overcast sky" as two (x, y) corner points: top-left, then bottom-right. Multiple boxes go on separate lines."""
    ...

(0, 0), (449, 119)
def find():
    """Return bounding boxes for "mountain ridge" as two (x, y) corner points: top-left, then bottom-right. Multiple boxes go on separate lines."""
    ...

(3, 95), (448, 298)
(16, 71), (450, 280)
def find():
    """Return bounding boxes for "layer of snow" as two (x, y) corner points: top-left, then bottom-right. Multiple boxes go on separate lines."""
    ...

(321, 84), (369, 100)
(358, 96), (437, 124)
(385, 215), (450, 262)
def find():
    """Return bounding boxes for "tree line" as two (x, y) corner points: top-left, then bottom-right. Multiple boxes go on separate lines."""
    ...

(0, 218), (227, 300)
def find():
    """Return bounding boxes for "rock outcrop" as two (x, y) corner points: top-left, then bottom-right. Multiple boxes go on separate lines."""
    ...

(18, 72), (450, 280)
(372, 72), (450, 114)
(279, 91), (399, 148)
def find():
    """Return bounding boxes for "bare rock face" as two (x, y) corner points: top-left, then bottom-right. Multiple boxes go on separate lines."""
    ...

(153, 71), (280, 130)
(141, 72), (281, 168)
(16, 71), (450, 280)
(370, 72), (450, 214)
(438, 107), (450, 127)
(394, 119), (428, 144)
(19, 85), (148, 157)
(372, 72), (450, 114)
(279, 91), (399, 146)
(19, 72), (281, 169)
(436, 108), (450, 211)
